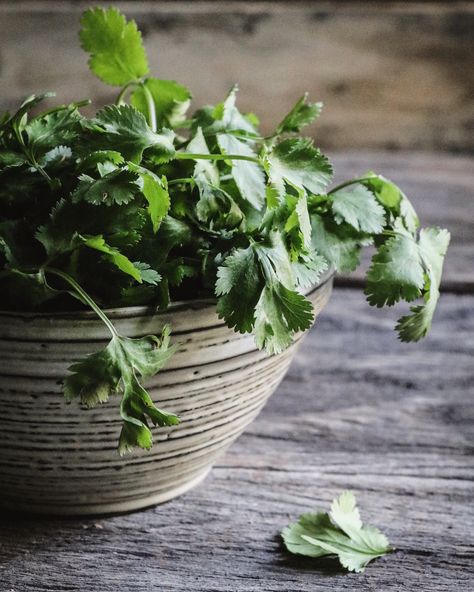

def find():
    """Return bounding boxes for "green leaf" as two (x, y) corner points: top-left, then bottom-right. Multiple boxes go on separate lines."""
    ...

(311, 214), (365, 273)
(131, 78), (191, 127)
(64, 326), (179, 454)
(275, 94), (323, 135)
(216, 246), (262, 333)
(93, 105), (175, 163)
(365, 221), (425, 307)
(26, 105), (82, 158)
(292, 249), (328, 289)
(266, 138), (333, 197)
(282, 491), (393, 573)
(396, 227), (450, 342)
(330, 184), (386, 234)
(363, 173), (419, 234)
(79, 234), (143, 282)
(254, 280), (314, 354)
(72, 167), (141, 206)
(137, 169), (170, 233)
(80, 7), (149, 86)
(217, 133), (265, 210)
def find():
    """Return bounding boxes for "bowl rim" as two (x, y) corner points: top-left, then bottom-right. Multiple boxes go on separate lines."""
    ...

(0, 269), (335, 320)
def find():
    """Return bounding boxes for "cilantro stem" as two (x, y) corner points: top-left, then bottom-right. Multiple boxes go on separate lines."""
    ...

(167, 177), (194, 186)
(45, 267), (119, 338)
(176, 152), (259, 164)
(115, 82), (139, 106)
(140, 83), (157, 132)
(328, 177), (375, 195)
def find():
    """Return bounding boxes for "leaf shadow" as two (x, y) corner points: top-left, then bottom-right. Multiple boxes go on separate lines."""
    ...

(274, 534), (347, 576)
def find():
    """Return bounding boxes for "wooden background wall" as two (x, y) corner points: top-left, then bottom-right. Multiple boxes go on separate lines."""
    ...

(0, 1), (472, 152)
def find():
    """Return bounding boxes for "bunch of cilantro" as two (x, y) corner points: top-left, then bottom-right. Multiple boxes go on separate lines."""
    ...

(0, 7), (450, 453)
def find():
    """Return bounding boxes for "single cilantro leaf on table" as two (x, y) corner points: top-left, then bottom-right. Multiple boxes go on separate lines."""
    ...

(64, 326), (179, 454)
(80, 6), (149, 86)
(282, 491), (393, 573)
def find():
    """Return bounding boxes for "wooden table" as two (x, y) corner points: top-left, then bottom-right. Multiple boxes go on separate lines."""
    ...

(1, 152), (473, 591)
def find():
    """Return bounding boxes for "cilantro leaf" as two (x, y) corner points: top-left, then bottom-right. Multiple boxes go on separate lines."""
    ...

(131, 78), (191, 128)
(310, 214), (365, 273)
(254, 281), (313, 354)
(363, 173), (419, 234)
(396, 227), (450, 342)
(80, 7), (149, 86)
(217, 133), (265, 210)
(365, 220), (425, 307)
(92, 105), (175, 163)
(78, 234), (144, 283)
(282, 491), (393, 573)
(275, 94), (323, 135)
(72, 167), (141, 206)
(330, 183), (386, 234)
(266, 138), (333, 197)
(64, 326), (179, 454)
(131, 167), (170, 233)
(216, 246), (262, 333)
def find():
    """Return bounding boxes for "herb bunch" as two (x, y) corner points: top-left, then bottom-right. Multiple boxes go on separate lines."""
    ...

(0, 8), (450, 452)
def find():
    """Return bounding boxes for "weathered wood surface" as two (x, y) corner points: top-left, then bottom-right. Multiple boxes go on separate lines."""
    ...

(330, 151), (474, 290)
(0, 289), (473, 591)
(0, 1), (473, 152)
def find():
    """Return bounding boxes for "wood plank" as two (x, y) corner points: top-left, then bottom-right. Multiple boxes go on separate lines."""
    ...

(1, 289), (472, 591)
(0, 2), (473, 152)
(330, 151), (474, 290)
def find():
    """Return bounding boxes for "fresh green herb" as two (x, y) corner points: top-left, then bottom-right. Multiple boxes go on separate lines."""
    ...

(282, 491), (393, 573)
(0, 7), (450, 452)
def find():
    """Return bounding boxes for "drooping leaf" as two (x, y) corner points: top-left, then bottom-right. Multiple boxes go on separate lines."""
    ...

(64, 326), (179, 454)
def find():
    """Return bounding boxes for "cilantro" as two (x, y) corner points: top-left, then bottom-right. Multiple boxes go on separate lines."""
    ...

(266, 138), (333, 197)
(282, 491), (393, 573)
(275, 93), (323, 135)
(0, 6), (450, 453)
(80, 7), (149, 86)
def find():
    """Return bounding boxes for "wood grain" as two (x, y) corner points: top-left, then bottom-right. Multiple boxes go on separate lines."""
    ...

(0, 1), (472, 152)
(0, 289), (472, 591)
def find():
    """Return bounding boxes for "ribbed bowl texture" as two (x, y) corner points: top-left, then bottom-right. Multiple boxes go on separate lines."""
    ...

(0, 273), (333, 515)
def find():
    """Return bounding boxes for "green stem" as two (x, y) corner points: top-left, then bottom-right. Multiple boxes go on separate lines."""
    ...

(176, 152), (259, 164)
(115, 82), (139, 106)
(141, 83), (157, 132)
(167, 177), (194, 186)
(45, 267), (119, 338)
(328, 176), (374, 195)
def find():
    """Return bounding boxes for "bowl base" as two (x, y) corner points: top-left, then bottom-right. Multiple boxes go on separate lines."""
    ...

(0, 466), (212, 517)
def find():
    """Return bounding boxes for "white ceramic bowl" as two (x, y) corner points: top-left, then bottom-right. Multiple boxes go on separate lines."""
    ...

(0, 272), (333, 515)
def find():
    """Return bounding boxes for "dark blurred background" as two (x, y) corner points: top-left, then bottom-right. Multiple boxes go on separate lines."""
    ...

(0, 0), (473, 154)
